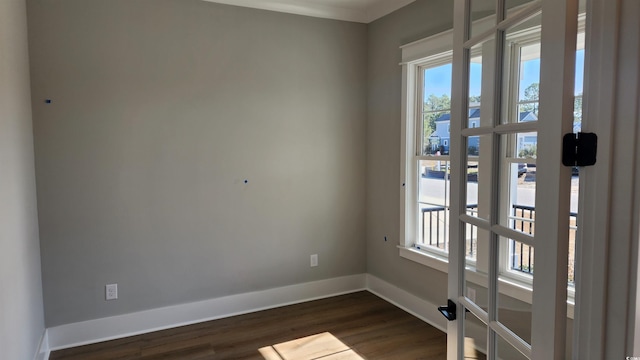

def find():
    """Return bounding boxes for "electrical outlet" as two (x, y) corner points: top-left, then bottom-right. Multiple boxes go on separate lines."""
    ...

(310, 254), (318, 267)
(106, 284), (118, 300)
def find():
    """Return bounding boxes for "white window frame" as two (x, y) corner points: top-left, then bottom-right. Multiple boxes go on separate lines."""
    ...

(400, 29), (455, 273)
(400, 16), (585, 313)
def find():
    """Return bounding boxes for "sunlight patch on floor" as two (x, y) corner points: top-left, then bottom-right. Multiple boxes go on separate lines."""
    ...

(259, 332), (365, 360)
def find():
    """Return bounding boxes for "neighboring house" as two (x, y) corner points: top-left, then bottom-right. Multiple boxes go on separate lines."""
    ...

(429, 109), (538, 155)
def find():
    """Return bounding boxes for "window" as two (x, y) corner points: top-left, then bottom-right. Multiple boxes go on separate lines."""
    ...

(400, 15), (586, 299)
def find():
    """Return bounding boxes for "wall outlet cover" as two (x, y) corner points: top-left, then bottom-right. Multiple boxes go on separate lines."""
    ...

(106, 284), (118, 300)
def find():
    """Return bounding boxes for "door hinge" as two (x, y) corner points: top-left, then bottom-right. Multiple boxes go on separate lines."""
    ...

(562, 132), (598, 167)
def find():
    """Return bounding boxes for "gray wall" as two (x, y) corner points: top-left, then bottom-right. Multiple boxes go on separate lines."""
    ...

(366, 0), (453, 306)
(28, 0), (367, 327)
(0, 0), (46, 358)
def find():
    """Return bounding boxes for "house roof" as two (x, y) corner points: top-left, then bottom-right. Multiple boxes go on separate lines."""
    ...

(434, 110), (538, 122)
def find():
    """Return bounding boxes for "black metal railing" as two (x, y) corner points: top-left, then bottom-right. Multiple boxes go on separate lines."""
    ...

(420, 204), (478, 258)
(419, 203), (578, 284)
(510, 204), (578, 284)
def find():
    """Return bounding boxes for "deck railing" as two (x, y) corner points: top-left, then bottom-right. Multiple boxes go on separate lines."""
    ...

(510, 204), (578, 284)
(419, 204), (578, 284)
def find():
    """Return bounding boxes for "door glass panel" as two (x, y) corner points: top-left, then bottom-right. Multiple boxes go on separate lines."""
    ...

(497, 335), (529, 360)
(466, 225), (488, 313)
(502, 12), (542, 124)
(464, 310), (488, 359)
(470, 0), (496, 40)
(569, 193), (578, 286)
(516, 42), (541, 120)
(467, 134), (490, 219)
(418, 160), (449, 252)
(569, 27), (585, 287)
(506, 0), (538, 16)
(469, 53), (483, 128)
(466, 156), (479, 218)
(468, 39), (492, 129)
(499, 236), (533, 345)
(499, 134), (536, 234)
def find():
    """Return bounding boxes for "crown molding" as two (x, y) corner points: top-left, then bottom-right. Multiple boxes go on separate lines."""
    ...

(201, 0), (415, 23)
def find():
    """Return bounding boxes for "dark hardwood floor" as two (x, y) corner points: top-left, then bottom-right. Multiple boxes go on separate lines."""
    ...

(50, 291), (451, 360)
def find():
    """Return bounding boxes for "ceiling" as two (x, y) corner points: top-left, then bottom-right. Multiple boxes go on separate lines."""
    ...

(201, 0), (416, 23)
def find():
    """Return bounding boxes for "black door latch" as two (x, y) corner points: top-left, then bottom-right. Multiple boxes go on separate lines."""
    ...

(438, 299), (457, 321)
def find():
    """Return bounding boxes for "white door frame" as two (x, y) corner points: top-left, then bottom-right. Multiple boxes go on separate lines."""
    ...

(573, 0), (640, 358)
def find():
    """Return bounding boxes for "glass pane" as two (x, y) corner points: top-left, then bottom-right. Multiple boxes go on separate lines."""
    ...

(467, 158), (479, 215)
(568, 19), (585, 288)
(497, 335), (529, 360)
(466, 225), (488, 313)
(418, 160), (450, 252)
(499, 134), (536, 234)
(506, 0), (538, 16)
(509, 237), (534, 275)
(423, 112), (450, 155)
(470, 0), (496, 41)
(569, 169), (578, 286)
(465, 223), (480, 261)
(467, 134), (490, 219)
(422, 63), (452, 155)
(574, 31), (585, 132)
(517, 42), (541, 120)
(502, 12), (542, 124)
(468, 48), (483, 129)
(464, 310), (488, 359)
(499, 236), (533, 345)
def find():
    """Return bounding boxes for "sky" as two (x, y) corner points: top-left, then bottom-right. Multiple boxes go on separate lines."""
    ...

(423, 49), (586, 103)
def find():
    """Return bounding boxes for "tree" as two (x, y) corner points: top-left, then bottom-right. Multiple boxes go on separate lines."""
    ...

(574, 94), (583, 130)
(518, 144), (537, 158)
(524, 83), (539, 101)
(520, 83), (540, 115)
(469, 95), (482, 104)
(520, 83), (583, 129)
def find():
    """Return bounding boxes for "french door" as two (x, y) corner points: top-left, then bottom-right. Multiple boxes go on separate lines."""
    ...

(446, 0), (578, 359)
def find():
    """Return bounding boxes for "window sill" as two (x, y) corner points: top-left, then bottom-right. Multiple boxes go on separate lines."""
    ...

(398, 245), (575, 319)
(398, 245), (449, 273)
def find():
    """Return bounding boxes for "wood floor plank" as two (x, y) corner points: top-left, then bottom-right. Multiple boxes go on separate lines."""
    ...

(50, 291), (449, 360)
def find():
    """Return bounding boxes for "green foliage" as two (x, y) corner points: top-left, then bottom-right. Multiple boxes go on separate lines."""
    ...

(574, 95), (583, 127)
(518, 144), (537, 159)
(469, 95), (482, 104)
(524, 83), (539, 100)
(520, 83), (540, 115)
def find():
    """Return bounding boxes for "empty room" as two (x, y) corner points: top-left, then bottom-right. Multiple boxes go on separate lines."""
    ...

(1, 0), (639, 359)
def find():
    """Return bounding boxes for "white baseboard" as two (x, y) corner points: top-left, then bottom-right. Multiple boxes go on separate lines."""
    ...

(45, 273), (448, 357)
(47, 274), (366, 352)
(365, 274), (447, 333)
(33, 329), (49, 360)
